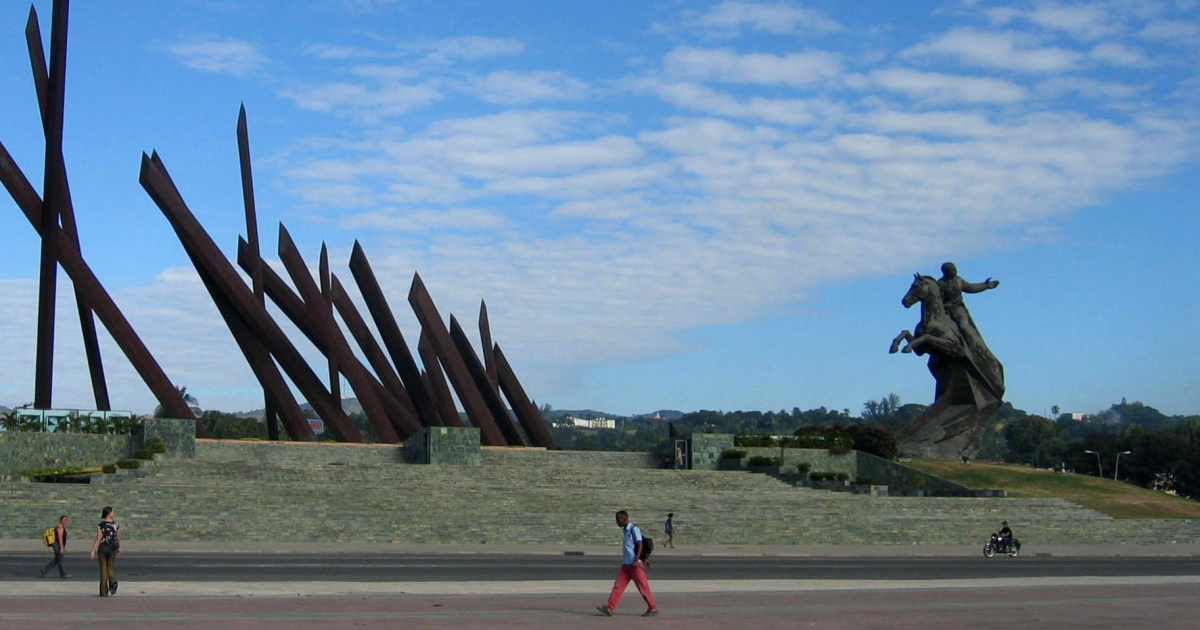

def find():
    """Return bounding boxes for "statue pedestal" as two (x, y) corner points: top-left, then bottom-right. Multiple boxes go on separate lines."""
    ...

(899, 364), (1000, 459)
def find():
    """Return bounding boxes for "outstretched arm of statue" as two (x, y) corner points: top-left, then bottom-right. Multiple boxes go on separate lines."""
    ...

(962, 277), (999, 293)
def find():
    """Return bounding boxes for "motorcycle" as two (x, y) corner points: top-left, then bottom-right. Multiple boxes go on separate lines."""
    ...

(983, 532), (1020, 557)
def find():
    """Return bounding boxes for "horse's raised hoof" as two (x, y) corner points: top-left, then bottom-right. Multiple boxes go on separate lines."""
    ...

(901, 346), (914, 354)
(888, 343), (900, 354)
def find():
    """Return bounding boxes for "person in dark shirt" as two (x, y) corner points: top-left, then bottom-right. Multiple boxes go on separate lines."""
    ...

(39, 515), (71, 579)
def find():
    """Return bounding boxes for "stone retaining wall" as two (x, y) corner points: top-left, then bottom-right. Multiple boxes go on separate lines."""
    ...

(0, 433), (134, 474)
(479, 448), (657, 469)
(195, 439), (404, 464)
(406, 427), (481, 465)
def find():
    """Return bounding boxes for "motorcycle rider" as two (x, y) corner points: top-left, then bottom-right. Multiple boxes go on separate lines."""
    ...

(997, 521), (1014, 550)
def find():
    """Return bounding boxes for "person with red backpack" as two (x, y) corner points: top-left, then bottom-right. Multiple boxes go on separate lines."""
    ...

(38, 515), (71, 579)
(596, 510), (658, 617)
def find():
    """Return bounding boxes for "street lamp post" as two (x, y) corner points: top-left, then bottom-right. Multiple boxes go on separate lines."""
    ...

(1084, 450), (1103, 478)
(1114, 451), (1132, 481)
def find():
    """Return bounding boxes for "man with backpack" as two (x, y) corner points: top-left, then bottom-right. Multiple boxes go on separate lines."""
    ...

(38, 515), (71, 579)
(596, 510), (658, 617)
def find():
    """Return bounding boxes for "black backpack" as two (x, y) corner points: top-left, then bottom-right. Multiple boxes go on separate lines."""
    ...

(639, 534), (654, 562)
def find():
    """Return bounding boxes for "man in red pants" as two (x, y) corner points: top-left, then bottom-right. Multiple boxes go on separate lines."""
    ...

(597, 510), (658, 617)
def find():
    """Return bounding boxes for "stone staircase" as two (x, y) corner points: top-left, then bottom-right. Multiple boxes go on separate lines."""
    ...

(4, 442), (1199, 546)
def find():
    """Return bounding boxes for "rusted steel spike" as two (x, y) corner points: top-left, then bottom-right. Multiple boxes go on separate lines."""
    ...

(238, 237), (419, 438)
(186, 248), (313, 441)
(33, 0), (71, 408)
(329, 274), (422, 422)
(418, 332), (461, 428)
(478, 301), (499, 397)
(494, 344), (557, 449)
(0, 143), (194, 422)
(277, 226), (399, 443)
(24, 8), (49, 121)
(408, 273), (506, 446)
(139, 151), (361, 442)
(26, 6), (110, 410)
(347, 242), (443, 427)
(318, 245), (340, 405)
(448, 315), (527, 446)
(236, 105), (264, 301)
(235, 106), (276, 439)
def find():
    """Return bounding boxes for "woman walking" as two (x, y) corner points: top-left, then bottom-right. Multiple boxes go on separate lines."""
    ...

(88, 506), (120, 597)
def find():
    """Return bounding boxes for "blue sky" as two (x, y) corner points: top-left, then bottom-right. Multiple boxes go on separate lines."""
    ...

(1, 0), (1197, 418)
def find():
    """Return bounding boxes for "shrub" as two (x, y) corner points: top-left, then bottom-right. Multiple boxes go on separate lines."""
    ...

(747, 455), (783, 467)
(795, 462), (811, 474)
(22, 466), (88, 481)
(102, 464), (117, 474)
(734, 433), (777, 448)
(116, 459), (141, 470)
(811, 471), (850, 482)
(146, 436), (167, 454)
(719, 448), (747, 460)
(132, 448), (153, 460)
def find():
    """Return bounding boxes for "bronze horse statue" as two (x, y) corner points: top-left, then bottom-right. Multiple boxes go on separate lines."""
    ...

(889, 274), (964, 358)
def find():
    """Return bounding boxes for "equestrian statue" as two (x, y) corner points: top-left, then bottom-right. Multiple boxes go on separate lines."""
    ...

(890, 263), (1004, 458)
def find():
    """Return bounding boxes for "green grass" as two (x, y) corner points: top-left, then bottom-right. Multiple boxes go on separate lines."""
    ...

(906, 458), (1200, 519)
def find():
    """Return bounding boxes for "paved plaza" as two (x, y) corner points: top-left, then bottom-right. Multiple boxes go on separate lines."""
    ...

(3, 542), (1198, 629)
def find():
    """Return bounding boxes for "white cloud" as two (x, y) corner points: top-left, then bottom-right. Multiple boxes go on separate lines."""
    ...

(1089, 42), (1155, 67)
(663, 46), (841, 86)
(471, 70), (590, 104)
(164, 38), (268, 76)
(417, 36), (526, 64)
(697, 1), (843, 35)
(1025, 3), (1121, 41)
(1138, 18), (1200, 44)
(905, 28), (1083, 73)
(858, 109), (1004, 139)
(1033, 76), (1143, 101)
(641, 80), (821, 126)
(279, 79), (441, 121)
(338, 207), (508, 232)
(866, 68), (1028, 104)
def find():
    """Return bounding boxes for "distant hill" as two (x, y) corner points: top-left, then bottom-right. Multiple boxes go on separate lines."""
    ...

(236, 398), (364, 421)
(551, 409), (680, 422)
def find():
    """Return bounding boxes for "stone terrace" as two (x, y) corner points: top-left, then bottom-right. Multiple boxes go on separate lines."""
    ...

(4, 441), (1199, 546)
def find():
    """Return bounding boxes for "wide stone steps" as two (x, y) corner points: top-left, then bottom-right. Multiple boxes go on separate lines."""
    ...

(7, 451), (1198, 547)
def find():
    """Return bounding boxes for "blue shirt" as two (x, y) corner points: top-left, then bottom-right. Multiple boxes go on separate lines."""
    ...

(622, 523), (643, 565)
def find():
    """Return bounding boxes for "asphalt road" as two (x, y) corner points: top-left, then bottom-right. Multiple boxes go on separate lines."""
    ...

(7, 552), (1200, 582)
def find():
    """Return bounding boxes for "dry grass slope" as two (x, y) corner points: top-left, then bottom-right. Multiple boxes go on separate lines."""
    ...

(907, 458), (1200, 519)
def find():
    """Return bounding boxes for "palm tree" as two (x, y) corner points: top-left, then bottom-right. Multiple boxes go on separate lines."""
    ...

(154, 385), (198, 418)
(0, 410), (19, 432)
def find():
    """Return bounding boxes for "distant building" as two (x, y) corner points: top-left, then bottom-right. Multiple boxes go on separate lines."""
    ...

(1069, 413), (1086, 421)
(566, 415), (615, 429)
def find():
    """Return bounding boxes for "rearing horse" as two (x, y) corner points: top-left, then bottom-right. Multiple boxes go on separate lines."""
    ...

(889, 274), (964, 358)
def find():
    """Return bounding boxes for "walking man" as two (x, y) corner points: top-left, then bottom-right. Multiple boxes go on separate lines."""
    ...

(665, 513), (675, 548)
(39, 515), (71, 579)
(597, 510), (658, 617)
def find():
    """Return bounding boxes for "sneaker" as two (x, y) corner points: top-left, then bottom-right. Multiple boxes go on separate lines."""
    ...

(642, 609), (659, 617)
(38, 571), (46, 579)
(596, 605), (613, 617)
(62, 574), (73, 579)
(109, 580), (118, 595)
